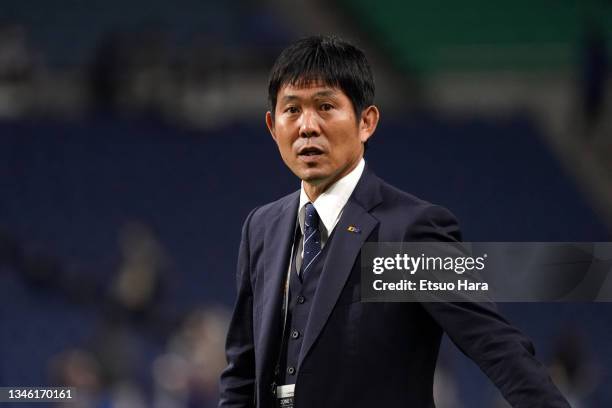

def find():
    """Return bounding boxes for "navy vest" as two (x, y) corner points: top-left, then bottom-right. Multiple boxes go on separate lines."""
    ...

(277, 228), (334, 385)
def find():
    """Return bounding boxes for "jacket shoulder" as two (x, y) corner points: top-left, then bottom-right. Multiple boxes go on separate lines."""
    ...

(240, 190), (299, 240)
(374, 178), (461, 241)
(378, 179), (431, 208)
(250, 190), (298, 222)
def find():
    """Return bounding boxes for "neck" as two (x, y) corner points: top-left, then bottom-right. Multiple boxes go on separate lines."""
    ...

(303, 157), (361, 202)
(303, 182), (330, 203)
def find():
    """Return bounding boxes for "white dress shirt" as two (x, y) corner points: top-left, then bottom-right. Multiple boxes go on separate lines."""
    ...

(294, 158), (365, 270)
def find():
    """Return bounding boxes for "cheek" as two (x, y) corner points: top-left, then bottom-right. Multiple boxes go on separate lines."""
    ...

(274, 128), (294, 150)
(277, 141), (293, 159)
(277, 139), (298, 164)
(327, 126), (361, 157)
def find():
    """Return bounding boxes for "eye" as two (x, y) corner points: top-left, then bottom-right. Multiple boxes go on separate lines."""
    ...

(320, 103), (334, 111)
(284, 106), (299, 114)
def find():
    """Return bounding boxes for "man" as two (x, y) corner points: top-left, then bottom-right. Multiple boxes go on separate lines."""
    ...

(219, 35), (569, 407)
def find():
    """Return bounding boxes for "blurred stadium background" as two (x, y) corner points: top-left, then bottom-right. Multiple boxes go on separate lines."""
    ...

(0, 0), (611, 407)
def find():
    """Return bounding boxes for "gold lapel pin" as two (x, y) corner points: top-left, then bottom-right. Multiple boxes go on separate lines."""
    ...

(347, 225), (361, 233)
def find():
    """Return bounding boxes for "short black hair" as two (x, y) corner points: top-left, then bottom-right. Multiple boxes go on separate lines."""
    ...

(268, 35), (375, 119)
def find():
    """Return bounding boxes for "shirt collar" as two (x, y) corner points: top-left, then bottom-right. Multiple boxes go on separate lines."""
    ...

(298, 158), (365, 236)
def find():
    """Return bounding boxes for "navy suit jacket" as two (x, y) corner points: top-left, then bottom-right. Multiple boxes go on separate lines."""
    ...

(219, 166), (569, 407)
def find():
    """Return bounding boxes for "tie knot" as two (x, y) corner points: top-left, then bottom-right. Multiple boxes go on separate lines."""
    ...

(304, 202), (319, 230)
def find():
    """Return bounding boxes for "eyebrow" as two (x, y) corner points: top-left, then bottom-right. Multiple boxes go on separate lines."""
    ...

(280, 90), (338, 104)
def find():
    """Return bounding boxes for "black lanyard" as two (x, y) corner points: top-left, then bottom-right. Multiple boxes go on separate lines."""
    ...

(271, 219), (301, 396)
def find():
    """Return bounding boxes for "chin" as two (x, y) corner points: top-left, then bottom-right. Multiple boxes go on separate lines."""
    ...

(299, 170), (330, 184)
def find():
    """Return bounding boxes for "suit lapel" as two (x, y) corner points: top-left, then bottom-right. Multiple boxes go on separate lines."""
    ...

(298, 168), (382, 369)
(257, 192), (299, 379)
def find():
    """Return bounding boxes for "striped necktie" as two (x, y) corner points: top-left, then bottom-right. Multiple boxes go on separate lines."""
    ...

(301, 202), (322, 278)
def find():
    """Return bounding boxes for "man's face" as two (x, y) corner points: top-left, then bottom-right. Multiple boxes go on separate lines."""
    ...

(266, 81), (377, 189)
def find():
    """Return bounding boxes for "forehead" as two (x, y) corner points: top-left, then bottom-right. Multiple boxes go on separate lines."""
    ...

(276, 80), (348, 101)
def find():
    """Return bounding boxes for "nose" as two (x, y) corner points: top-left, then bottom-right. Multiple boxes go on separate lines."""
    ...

(299, 110), (320, 138)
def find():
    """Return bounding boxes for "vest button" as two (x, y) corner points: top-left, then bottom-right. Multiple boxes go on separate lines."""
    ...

(291, 329), (300, 339)
(297, 296), (305, 304)
(287, 366), (295, 375)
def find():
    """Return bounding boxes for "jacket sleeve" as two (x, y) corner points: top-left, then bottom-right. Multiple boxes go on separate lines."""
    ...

(415, 205), (571, 408)
(219, 208), (259, 408)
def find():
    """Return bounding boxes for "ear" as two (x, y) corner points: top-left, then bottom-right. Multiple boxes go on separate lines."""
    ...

(359, 105), (379, 143)
(266, 111), (277, 142)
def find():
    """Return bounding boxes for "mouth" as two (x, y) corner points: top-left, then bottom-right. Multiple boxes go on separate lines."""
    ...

(298, 146), (325, 157)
